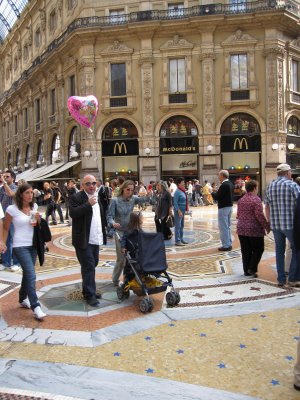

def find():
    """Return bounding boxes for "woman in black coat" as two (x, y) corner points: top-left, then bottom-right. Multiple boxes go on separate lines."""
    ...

(154, 180), (173, 240)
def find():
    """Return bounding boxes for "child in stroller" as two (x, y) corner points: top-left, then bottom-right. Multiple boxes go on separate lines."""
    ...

(117, 212), (180, 313)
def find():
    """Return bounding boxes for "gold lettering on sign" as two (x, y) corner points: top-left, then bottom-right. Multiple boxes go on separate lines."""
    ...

(113, 142), (127, 155)
(233, 137), (248, 151)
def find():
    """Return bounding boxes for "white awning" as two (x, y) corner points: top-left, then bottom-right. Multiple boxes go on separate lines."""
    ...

(31, 160), (81, 181)
(27, 163), (64, 181)
(15, 168), (34, 181)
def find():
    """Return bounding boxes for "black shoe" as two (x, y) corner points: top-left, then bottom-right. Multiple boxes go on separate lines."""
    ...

(218, 246), (232, 251)
(86, 297), (100, 307)
(175, 242), (185, 246)
(95, 293), (102, 299)
(181, 240), (188, 245)
(294, 384), (300, 391)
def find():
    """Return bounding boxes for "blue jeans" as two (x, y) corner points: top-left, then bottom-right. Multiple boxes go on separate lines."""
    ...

(272, 229), (300, 284)
(13, 246), (39, 310)
(174, 211), (185, 243)
(2, 223), (20, 268)
(218, 207), (233, 248)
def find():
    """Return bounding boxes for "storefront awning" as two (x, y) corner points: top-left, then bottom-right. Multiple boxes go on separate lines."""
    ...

(26, 163), (64, 181)
(15, 168), (34, 182)
(31, 160), (81, 181)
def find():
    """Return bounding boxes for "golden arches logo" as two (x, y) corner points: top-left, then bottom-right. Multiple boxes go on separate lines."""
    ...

(113, 142), (127, 155)
(233, 137), (248, 151)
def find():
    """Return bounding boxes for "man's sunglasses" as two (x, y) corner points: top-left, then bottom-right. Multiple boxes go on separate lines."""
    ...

(84, 181), (97, 187)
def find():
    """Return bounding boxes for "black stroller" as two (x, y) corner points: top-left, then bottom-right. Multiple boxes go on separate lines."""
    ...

(116, 230), (180, 313)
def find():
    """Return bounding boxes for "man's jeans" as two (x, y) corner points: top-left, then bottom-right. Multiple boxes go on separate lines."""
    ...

(2, 223), (20, 268)
(272, 229), (300, 284)
(174, 211), (185, 243)
(218, 207), (232, 248)
(13, 246), (39, 310)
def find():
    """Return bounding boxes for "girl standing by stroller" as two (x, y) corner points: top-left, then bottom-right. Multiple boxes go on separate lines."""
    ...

(121, 212), (143, 281)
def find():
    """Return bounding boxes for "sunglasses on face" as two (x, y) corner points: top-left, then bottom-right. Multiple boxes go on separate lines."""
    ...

(126, 188), (134, 192)
(84, 181), (97, 187)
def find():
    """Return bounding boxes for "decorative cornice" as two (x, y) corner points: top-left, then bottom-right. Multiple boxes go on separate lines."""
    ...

(100, 40), (133, 56)
(160, 35), (194, 51)
(222, 29), (257, 47)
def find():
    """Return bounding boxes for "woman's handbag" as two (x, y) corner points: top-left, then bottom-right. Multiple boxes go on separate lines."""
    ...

(166, 214), (174, 228)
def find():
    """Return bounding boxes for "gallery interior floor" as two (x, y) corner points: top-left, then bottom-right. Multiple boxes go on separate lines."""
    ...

(0, 204), (299, 400)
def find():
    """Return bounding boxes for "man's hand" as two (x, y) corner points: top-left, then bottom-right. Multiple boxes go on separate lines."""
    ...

(88, 196), (98, 206)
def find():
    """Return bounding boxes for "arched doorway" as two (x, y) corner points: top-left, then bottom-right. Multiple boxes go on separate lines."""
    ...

(220, 113), (261, 199)
(102, 119), (139, 181)
(159, 115), (199, 180)
(51, 135), (61, 164)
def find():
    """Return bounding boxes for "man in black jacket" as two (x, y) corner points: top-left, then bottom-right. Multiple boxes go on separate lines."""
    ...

(212, 170), (234, 251)
(69, 174), (107, 307)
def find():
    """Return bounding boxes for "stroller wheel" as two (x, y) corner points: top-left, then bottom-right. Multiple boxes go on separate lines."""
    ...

(139, 298), (152, 313)
(117, 286), (130, 301)
(174, 291), (181, 305)
(148, 298), (154, 312)
(166, 292), (177, 307)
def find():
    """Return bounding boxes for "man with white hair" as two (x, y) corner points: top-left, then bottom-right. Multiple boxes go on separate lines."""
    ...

(212, 170), (234, 251)
(265, 163), (300, 287)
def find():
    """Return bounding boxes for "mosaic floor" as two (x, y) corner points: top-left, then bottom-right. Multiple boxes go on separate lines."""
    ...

(0, 205), (299, 400)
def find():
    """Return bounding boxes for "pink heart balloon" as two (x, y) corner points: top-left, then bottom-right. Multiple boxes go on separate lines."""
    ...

(67, 95), (98, 130)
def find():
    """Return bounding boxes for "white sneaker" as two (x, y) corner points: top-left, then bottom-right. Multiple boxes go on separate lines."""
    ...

(33, 306), (47, 320)
(20, 298), (31, 309)
(0, 264), (5, 271)
(9, 265), (21, 272)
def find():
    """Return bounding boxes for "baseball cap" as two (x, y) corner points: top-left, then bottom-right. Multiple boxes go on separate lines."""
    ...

(276, 163), (291, 172)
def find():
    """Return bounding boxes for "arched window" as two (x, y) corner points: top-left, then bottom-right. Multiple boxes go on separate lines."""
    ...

(287, 116), (300, 136)
(25, 144), (30, 165)
(220, 113), (260, 135)
(51, 134), (61, 163)
(69, 127), (80, 160)
(160, 115), (198, 137)
(103, 119), (138, 139)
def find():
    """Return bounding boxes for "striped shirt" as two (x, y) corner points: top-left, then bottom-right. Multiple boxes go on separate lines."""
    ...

(264, 177), (300, 230)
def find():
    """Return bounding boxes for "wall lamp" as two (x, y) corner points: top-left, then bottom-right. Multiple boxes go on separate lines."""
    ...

(83, 150), (92, 158)
(24, 163), (29, 169)
(272, 143), (296, 151)
(207, 144), (213, 153)
(144, 147), (151, 157)
(70, 151), (79, 159)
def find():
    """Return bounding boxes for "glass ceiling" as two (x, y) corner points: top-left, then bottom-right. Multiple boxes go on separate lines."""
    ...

(0, 0), (30, 43)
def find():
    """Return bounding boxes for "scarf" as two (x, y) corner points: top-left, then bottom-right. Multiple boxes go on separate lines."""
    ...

(178, 186), (189, 212)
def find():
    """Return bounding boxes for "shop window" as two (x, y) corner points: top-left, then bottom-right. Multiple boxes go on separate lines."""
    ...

(37, 140), (44, 163)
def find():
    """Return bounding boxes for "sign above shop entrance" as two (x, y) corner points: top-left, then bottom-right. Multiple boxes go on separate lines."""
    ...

(221, 135), (261, 152)
(102, 139), (139, 156)
(160, 137), (198, 154)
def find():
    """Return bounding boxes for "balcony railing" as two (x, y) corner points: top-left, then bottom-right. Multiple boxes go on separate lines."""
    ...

(110, 97), (127, 107)
(0, 0), (298, 104)
(231, 90), (250, 100)
(169, 93), (187, 103)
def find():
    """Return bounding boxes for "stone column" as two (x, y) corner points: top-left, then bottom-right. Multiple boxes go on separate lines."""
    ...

(263, 45), (286, 185)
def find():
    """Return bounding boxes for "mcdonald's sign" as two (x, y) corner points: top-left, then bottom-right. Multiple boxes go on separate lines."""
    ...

(102, 139), (139, 157)
(113, 142), (127, 155)
(233, 137), (248, 151)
